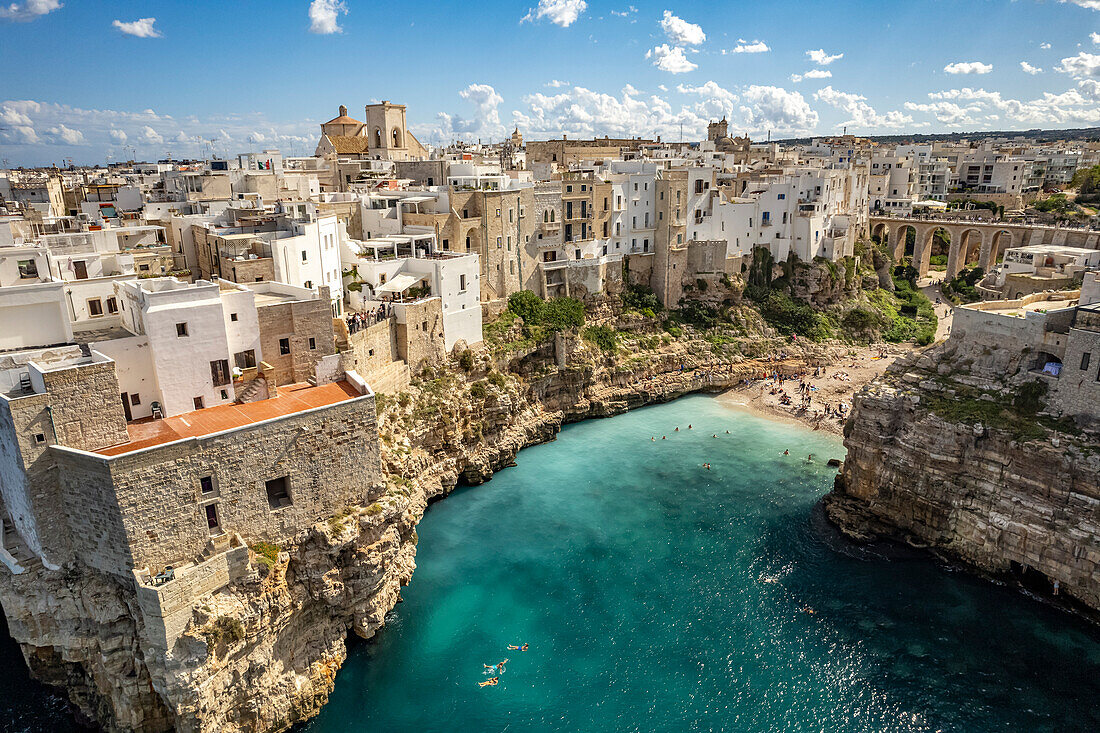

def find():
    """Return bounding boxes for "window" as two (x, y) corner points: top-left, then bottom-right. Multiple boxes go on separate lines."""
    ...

(496, 208), (501, 217)
(309, 337), (316, 350)
(193, 396), (205, 410)
(210, 360), (230, 387)
(279, 338), (290, 355)
(200, 476), (215, 494)
(17, 259), (38, 278)
(106, 297), (118, 315)
(510, 261), (515, 274)
(497, 237), (502, 249)
(130, 393), (141, 406)
(33, 433), (46, 445)
(459, 274), (467, 291)
(422, 320), (428, 331)
(301, 250), (308, 262)
(235, 350), (256, 369)
(87, 298), (103, 317)
(220, 389), (229, 400)
(507, 236), (512, 251)
(778, 193), (786, 200)
(176, 322), (189, 337)
(509, 209), (514, 223)
(205, 503), (220, 531)
(1081, 352), (1091, 371)
(230, 313), (238, 322)
(265, 477), (292, 509)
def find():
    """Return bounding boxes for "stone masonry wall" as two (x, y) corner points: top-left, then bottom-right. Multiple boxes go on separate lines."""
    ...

(43, 361), (129, 452)
(53, 394), (381, 577)
(257, 292), (336, 385)
(396, 298), (446, 373)
(53, 450), (134, 576)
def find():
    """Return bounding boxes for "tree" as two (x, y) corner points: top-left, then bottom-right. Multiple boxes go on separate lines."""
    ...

(1071, 165), (1100, 195)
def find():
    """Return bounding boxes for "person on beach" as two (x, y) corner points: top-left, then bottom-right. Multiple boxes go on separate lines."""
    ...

(479, 677), (499, 687)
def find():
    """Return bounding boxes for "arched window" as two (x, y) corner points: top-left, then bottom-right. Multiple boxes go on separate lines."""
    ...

(392, 128), (401, 148)
(374, 128), (382, 148)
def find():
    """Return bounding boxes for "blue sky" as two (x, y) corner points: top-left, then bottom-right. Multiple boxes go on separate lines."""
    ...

(1, 0), (1099, 165)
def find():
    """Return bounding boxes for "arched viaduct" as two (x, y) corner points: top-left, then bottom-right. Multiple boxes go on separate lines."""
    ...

(869, 216), (1100, 279)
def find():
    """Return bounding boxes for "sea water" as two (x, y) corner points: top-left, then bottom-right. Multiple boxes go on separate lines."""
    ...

(3, 395), (1100, 732)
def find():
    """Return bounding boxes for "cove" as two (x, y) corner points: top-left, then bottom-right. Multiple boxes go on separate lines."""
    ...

(300, 395), (1100, 733)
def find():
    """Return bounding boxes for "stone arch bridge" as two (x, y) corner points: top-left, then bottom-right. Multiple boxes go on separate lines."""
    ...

(869, 216), (1100, 279)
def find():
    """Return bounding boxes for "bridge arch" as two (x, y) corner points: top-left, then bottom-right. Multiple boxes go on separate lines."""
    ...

(981, 229), (1014, 272)
(871, 221), (889, 244)
(913, 225), (948, 278)
(892, 223), (917, 263)
(947, 227), (984, 279)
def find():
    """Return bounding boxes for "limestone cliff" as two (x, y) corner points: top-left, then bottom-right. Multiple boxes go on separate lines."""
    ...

(1, 321), (840, 732)
(826, 344), (1100, 613)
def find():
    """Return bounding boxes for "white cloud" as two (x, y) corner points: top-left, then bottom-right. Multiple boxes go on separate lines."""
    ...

(0, 98), (317, 163)
(46, 124), (84, 145)
(806, 49), (843, 66)
(814, 86), (911, 129)
(1061, 0), (1100, 10)
(676, 81), (739, 117)
(659, 10), (705, 45)
(610, 5), (636, 17)
(112, 17), (161, 38)
(1040, 42), (1052, 49)
(724, 39), (769, 54)
(916, 85), (1100, 126)
(428, 84), (507, 142)
(1020, 61), (1042, 75)
(141, 126), (163, 145)
(1056, 51), (1100, 80)
(790, 69), (832, 83)
(646, 44), (697, 74)
(546, 79), (569, 88)
(944, 61), (993, 74)
(740, 86), (818, 132)
(1092, 32), (1100, 43)
(0, 0), (61, 22)
(308, 0), (346, 34)
(522, 0), (587, 27)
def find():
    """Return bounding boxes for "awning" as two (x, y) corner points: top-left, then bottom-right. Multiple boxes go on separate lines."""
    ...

(375, 274), (420, 294)
(914, 200), (948, 209)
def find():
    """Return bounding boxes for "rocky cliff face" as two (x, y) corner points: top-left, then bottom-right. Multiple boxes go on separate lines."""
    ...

(2, 323), (837, 732)
(826, 346), (1100, 613)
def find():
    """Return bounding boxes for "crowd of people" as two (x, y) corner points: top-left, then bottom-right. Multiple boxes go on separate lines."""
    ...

(344, 303), (393, 335)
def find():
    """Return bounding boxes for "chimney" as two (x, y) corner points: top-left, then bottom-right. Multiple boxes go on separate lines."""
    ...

(339, 104), (348, 117)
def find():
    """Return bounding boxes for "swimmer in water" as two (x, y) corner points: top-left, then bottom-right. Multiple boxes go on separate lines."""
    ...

(801, 606), (817, 615)
(725, 430), (730, 434)
(651, 437), (655, 441)
(478, 677), (499, 687)
(507, 644), (520, 650)
(688, 424), (693, 429)
(807, 454), (814, 462)
(783, 449), (789, 456)
(483, 663), (495, 672)
(675, 427), (679, 432)
(712, 434), (718, 438)
(496, 659), (509, 673)
(662, 436), (667, 440)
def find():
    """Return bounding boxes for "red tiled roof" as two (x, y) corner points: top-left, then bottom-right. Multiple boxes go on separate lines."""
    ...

(96, 381), (362, 456)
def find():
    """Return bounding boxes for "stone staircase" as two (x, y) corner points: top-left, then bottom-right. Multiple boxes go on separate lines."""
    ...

(1, 520), (42, 575)
(235, 376), (269, 404)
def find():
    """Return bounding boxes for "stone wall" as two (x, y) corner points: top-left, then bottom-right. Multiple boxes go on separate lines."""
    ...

(257, 289), (336, 385)
(52, 392), (381, 577)
(226, 257), (275, 285)
(132, 537), (250, 651)
(343, 317), (410, 393)
(41, 360), (129, 452)
(396, 298), (446, 373)
(1049, 310), (1100, 427)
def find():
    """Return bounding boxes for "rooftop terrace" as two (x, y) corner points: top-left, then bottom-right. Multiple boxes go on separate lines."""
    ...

(96, 380), (363, 456)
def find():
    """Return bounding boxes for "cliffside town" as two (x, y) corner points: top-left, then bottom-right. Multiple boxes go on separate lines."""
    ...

(1, 99), (1099, 731)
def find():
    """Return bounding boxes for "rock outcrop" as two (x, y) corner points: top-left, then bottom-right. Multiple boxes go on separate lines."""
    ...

(826, 345), (1100, 613)
(2, 323), (842, 732)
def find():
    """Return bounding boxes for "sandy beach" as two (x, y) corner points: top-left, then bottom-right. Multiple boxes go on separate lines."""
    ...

(717, 344), (904, 437)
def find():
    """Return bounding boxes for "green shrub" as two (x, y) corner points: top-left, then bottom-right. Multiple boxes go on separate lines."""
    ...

(457, 349), (475, 371)
(622, 284), (662, 313)
(505, 291), (584, 337)
(583, 325), (618, 352)
(758, 291), (831, 340)
(1013, 380), (1048, 414)
(365, 503), (384, 516)
(842, 307), (880, 332)
(487, 371), (507, 389)
(507, 290), (544, 323)
(469, 382), (487, 399)
(204, 615), (246, 647)
(251, 542), (281, 569)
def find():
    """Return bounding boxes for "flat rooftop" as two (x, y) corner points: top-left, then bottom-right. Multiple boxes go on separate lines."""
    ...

(982, 298), (1078, 317)
(96, 380), (362, 456)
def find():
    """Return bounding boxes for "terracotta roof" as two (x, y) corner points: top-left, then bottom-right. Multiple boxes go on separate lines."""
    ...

(324, 114), (363, 126)
(326, 135), (371, 154)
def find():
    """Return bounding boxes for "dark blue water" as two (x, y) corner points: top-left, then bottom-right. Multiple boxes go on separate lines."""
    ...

(4, 396), (1100, 731)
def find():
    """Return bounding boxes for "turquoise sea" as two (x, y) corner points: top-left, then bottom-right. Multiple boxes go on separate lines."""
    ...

(2, 395), (1100, 731)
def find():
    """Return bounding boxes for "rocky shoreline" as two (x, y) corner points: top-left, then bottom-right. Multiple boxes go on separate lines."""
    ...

(823, 346), (1100, 618)
(0, 330), (846, 732)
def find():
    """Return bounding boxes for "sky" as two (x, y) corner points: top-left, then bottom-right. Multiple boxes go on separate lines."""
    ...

(1, 0), (1099, 166)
